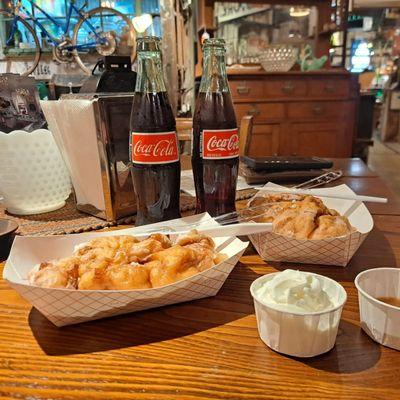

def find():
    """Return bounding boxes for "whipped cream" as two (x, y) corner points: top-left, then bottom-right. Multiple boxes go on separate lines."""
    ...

(255, 269), (334, 313)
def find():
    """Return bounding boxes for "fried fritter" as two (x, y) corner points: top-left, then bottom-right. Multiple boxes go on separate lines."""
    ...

(28, 259), (79, 289)
(29, 231), (223, 290)
(76, 234), (171, 265)
(248, 193), (355, 239)
(273, 210), (317, 239)
(176, 230), (218, 271)
(147, 246), (201, 287)
(309, 215), (353, 240)
(78, 263), (151, 290)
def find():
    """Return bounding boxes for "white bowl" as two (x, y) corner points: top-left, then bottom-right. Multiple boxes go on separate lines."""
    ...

(250, 271), (347, 357)
(0, 129), (71, 215)
(355, 268), (400, 350)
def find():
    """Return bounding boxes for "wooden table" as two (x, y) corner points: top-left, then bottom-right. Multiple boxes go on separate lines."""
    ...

(0, 158), (399, 399)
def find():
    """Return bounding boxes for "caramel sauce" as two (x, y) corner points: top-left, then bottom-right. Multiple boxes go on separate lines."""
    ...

(376, 297), (400, 308)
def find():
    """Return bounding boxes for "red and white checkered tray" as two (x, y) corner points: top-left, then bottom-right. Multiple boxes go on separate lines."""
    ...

(248, 183), (374, 267)
(4, 214), (249, 327)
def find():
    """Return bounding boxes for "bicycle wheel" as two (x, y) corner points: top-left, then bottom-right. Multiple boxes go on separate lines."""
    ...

(72, 7), (136, 75)
(0, 10), (40, 76)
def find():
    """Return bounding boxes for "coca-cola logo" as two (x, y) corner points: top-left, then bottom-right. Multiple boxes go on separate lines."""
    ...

(202, 129), (240, 160)
(131, 132), (179, 164)
(206, 134), (239, 152)
(133, 139), (177, 158)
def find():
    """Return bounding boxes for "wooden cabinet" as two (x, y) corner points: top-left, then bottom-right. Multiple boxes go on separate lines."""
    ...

(286, 101), (351, 120)
(247, 124), (280, 156)
(282, 122), (351, 157)
(308, 78), (350, 99)
(235, 102), (285, 122)
(228, 70), (358, 158)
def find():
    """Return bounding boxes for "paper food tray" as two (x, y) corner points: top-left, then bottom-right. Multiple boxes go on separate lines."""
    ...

(4, 214), (248, 327)
(248, 183), (374, 267)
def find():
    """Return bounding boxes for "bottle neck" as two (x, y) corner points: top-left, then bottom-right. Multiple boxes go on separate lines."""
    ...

(199, 47), (230, 93)
(135, 51), (166, 93)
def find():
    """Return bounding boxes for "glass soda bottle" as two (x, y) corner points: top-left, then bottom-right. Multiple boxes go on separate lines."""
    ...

(129, 36), (181, 226)
(192, 38), (239, 216)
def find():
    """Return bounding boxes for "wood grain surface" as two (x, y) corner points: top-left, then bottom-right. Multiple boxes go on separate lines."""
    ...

(331, 158), (378, 177)
(0, 159), (400, 399)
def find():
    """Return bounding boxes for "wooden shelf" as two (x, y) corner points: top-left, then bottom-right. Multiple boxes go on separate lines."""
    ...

(196, 0), (351, 70)
(195, 66), (350, 78)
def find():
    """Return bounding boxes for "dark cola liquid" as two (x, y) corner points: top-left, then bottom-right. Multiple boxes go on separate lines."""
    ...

(192, 91), (238, 216)
(130, 91), (181, 226)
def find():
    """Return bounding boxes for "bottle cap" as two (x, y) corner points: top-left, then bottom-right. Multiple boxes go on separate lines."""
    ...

(203, 38), (226, 49)
(137, 36), (161, 52)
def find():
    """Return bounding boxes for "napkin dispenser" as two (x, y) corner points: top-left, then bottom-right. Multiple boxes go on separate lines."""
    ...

(41, 93), (136, 221)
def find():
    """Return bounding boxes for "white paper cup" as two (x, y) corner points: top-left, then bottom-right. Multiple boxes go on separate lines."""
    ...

(355, 268), (400, 350)
(250, 271), (347, 357)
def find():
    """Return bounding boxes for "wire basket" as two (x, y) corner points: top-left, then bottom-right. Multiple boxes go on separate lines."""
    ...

(259, 45), (298, 72)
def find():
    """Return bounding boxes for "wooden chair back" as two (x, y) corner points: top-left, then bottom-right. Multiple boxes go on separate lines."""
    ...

(238, 115), (253, 156)
(176, 118), (192, 143)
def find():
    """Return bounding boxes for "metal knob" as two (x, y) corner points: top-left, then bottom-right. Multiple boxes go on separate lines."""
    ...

(325, 84), (335, 93)
(236, 86), (250, 94)
(282, 83), (295, 93)
(247, 107), (260, 117)
(313, 106), (324, 115)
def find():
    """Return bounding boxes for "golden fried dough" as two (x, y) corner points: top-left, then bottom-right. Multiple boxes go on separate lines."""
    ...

(298, 196), (329, 215)
(29, 230), (224, 290)
(76, 234), (171, 266)
(248, 194), (308, 223)
(248, 193), (356, 239)
(78, 263), (151, 290)
(176, 230), (217, 271)
(147, 246), (201, 287)
(309, 215), (353, 240)
(28, 260), (79, 289)
(273, 210), (317, 239)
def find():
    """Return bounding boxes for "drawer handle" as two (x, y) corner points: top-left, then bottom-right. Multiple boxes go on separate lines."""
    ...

(247, 107), (260, 117)
(325, 84), (335, 93)
(313, 106), (324, 115)
(236, 86), (250, 94)
(282, 83), (294, 93)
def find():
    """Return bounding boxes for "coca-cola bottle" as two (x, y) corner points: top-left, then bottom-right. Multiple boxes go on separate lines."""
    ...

(129, 36), (181, 226)
(192, 38), (239, 216)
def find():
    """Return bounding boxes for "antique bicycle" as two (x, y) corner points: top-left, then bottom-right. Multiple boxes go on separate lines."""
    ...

(0, 0), (136, 75)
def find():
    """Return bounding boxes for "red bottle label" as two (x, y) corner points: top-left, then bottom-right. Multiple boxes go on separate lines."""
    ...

(131, 131), (179, 164)
(202, 128), (239, 159)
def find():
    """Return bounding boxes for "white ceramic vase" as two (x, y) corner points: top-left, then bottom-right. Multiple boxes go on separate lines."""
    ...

(0, 129), (71, 215)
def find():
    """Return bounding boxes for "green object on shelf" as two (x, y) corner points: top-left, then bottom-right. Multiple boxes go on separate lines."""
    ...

(36, 81), (49, 100)
(13, 29), (22, 48)
(298, 44), (327, 72)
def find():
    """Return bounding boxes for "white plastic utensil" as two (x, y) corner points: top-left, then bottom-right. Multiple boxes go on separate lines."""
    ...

(259, 186), (388, 203)
(134, 222), (272, 237)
